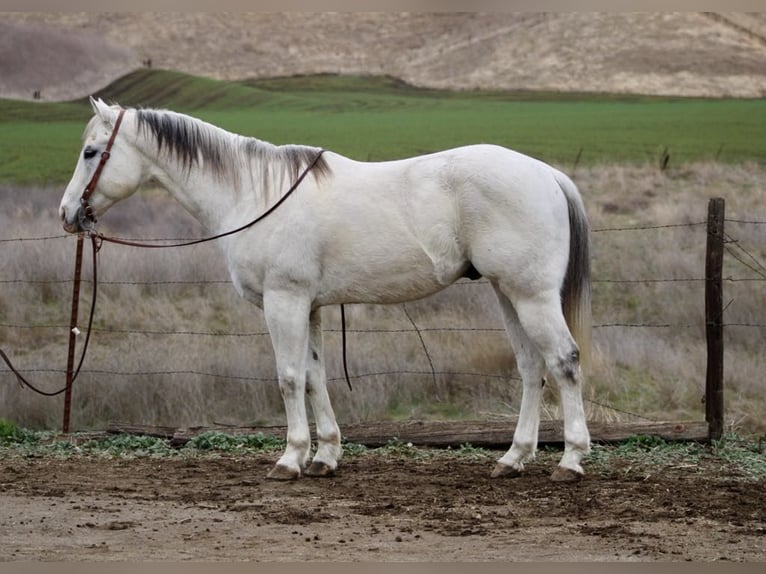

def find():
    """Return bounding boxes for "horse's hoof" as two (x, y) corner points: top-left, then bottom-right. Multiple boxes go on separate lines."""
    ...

(550, 466), (583, 482)
(491, 462), (522, 479)
(267, 464), (300, 481)
(304, 461), (336, 478)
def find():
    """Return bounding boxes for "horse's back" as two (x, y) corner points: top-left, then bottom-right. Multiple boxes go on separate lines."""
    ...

(330, 143), (569, 216)
(256, 144), (580, 305)
(326, 143), (577, 274)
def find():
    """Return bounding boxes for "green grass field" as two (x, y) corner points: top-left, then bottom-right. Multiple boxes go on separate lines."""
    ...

(0, 69), (764, 185)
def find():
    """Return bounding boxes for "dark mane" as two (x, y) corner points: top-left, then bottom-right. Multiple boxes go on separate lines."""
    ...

(134, 109), (331, 189)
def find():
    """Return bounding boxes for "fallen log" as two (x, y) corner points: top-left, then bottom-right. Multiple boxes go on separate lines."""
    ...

(107, 419), (710, 448)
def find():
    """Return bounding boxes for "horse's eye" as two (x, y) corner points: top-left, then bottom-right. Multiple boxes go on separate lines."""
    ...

(83, 147), (98, 160)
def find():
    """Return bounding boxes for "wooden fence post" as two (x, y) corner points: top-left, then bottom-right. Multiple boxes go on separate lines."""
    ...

(62, 235), (85, 434)
(705, 198), (725, 440)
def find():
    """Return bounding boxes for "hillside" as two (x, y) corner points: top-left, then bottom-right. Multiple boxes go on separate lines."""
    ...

(3, 12), (766, 101)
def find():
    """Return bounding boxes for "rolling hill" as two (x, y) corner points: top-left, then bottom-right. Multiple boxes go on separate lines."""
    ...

(2, 12), (766, 101)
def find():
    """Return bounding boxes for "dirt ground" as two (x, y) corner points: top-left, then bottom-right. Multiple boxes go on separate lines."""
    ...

(1, 449), (765, 562)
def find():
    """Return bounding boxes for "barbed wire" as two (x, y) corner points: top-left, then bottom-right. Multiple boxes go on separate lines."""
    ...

(0, 279), (231, 286)
(592, 221), (706, 233)
(3, 366), (520, 384)
(580, 398), (657, 422)
(2, 212), (764, 428)
(5, 320), (764, 337)
(6, 275), (764, 288)
(725, 218), (766, 225)
(0, 234), (69, 242)
(724, 232), (766, 280)
(0, 364), (659, 421)
(4, 367), (273, 383)
(593, 278), (703, 284)
(0, 219), (709, 244)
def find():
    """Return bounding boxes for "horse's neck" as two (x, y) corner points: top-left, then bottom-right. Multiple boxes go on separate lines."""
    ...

(151, 165), (232, 233)
(133, 112), (316, 234)
(138, 136), (249, 234)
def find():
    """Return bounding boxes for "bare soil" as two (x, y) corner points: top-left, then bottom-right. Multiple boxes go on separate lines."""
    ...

(1, 450), (764, 561)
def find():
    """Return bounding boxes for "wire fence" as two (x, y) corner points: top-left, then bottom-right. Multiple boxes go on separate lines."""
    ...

(1, 212), (765, 428)
(2, 224), (765, 329)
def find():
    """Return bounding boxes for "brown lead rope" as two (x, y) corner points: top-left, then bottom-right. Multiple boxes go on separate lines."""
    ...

(340, 304), (352, 391)
(0, 233), (100, 396)
(2, 148), (353, 398)
(96, 149), (326, 249)
(0, 108), (125, 398)
(93, 147), (353, 390)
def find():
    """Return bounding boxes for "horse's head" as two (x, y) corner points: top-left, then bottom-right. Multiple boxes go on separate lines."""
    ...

(59, 97), (145, 233)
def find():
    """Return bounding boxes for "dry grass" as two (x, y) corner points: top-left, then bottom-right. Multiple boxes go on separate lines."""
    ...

(1, 162), (765, 434)
(580, 162), (766, 432)
(3, 13), (766, 100)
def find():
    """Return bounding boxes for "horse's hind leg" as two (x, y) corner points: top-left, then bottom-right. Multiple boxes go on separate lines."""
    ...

(491, 285), (546, 478)
(304, 308), (342, 477)
(496, 284), (590, 481)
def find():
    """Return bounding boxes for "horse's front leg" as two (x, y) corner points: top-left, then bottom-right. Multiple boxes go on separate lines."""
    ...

(263, 288), (312, 480)
(304, 308), (342, 477)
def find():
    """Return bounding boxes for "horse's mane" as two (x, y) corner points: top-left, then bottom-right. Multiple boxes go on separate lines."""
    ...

(133, 108), (331, 195)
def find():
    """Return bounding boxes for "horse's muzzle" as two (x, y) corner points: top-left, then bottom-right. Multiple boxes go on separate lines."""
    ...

(60, 204), (96, 234)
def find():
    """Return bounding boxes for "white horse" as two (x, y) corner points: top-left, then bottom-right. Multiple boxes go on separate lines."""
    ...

(60, 97), (592, 482)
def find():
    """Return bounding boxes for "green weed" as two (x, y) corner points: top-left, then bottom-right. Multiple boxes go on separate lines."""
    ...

(711, 434), (766, 481)
(586, 433), (766, 482)
(0, 419), (39, 445)
(78, 434), (175, 457)
(376, 437), (426, 459)
(341, 440), (368, 457)
(450, 443), (494, 460)
(185, 430), (285, 452)
(1, 426), (764, 483)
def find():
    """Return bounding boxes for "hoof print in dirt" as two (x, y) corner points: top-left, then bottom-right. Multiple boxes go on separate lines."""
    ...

(490, 463), (522, 479)
(549, 467), (583, 482)
(305, 461), (335, 478)
(266, 464), (300, 481)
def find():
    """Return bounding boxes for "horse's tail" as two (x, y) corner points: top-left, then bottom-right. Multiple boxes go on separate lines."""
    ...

(554, 170), (592, 373)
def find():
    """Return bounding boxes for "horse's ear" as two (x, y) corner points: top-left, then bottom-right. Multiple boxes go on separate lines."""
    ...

(89, 96), (117, 127)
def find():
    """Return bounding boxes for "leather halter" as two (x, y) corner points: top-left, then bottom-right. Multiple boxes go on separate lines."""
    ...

(79, 107), (126, 229)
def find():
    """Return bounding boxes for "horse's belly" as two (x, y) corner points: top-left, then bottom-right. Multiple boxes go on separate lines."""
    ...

(226, 232), (462, 307)
(314, 269), (454, 306)
(314, 242), (466, 305)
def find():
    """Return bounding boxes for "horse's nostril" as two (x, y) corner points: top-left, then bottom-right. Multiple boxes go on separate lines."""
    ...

(60, 206), (78, 233)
